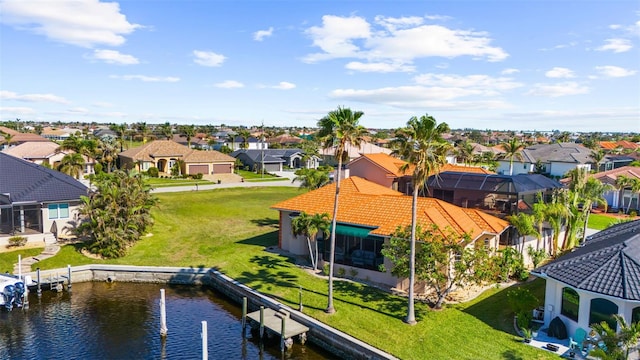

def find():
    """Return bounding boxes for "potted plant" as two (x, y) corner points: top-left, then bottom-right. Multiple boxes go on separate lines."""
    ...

(521, 327), (533, 343)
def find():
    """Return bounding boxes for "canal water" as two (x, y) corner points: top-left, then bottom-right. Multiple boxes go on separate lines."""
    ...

(0, 282), (337, 359)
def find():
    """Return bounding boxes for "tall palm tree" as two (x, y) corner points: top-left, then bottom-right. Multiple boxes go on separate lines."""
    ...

(546, 190), (570, 257)
(137, 122), (150, 144)
(292, 168), (330, 190)
(616, 175), (633, 213)
(628, 178), (640, 214)
(531, 192), (547, 251)
(590, 150), (605, 173)
(581, 177), (614, 244)
(390, 114), (450, 324)
(237, 129), (251, 149)
(180, 125), (196, 147)
(160, 122), (173, 140)
(317, 106), (368, 314)
(500, 138), (525, 175)
(291, 212), (330, 271)
(58, 153), (86, 179)
(508, 212), (539, 254)
(455, 140), (474, 166)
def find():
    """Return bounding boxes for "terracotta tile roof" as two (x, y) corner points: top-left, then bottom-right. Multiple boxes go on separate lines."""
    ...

(440, 163), (495, 174)
(590, 166), (640, 186)
(350, 153), (413, 177)
(0, 128), (49, 143)
(271, 176), (509, 240)
(119, 140), (234, 163)
(600, 141), (639, 150)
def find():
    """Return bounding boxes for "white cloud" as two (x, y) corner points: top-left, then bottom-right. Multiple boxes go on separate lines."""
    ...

(0, 0), (141, 47)
(413, 73), (523, 92)
(303, 14), (508, 68)
(501, 68), (520, 75)
(253, 27), (273, 41)
(91, 101), (114, 108)
(0, 106), (36, 115)
(345, 61), (415, 73)
(193, 50), (226, 67)
(214, 80), (244, 88)
(272, 82), (296, 90)
(595, 66), (637, 78)
(596, 38), (633, 53)
(0, 90), (70, 104)
(545, 67), (575, 79)
(329, 86), (509, 110)
(526, 82), (590, 97)
(91, 49), (139, 65)
(109, 75), (180, 82)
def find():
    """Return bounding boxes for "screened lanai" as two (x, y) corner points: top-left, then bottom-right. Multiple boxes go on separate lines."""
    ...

(426, 172), (564, 218)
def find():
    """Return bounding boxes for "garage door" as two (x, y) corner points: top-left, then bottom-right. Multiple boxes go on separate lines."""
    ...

(188, 164), (209, 175)
(265, 163), (281, 172)
(212, 164), (232, 174)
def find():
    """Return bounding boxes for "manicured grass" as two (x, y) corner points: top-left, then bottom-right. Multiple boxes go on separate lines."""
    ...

(0, 247), (43, 273)
(27, 187), (555, 359)
(237, 169), (288, 182)
(144, 177), (212, 188)
(587, 213), (635, 230)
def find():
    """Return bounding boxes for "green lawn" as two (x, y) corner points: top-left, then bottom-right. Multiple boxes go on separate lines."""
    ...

(144, 177), (212, 188)
(0, 247), (43, 273)
(587, 213), (635, 230)
(237, 169), (289, 182)
(21, 187), (554, 359)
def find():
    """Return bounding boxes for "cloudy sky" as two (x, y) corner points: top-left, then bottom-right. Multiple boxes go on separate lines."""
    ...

(1, 0), (639, 132)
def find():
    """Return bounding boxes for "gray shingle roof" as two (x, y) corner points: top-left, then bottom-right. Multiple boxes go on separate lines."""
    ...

(521, 143), (593, 164)
(533, 219), (640, 300)
(0, 152), (88, 203)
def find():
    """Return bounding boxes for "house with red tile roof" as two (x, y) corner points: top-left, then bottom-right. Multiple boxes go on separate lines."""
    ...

(589, 166), (640, 213)
(270, 176), (510, 291)
(119, 140), (235, 175)
(599, 141), (639, 152)
(347, 152), (493, 194)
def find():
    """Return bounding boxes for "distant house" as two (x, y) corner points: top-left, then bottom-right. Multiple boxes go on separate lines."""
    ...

(319, 141), (392, 167)
(589, 166), (640, 213)
(119, 140), (235, 175)
(0, 152), (88, 246)
(267, 134), (303, 147)
(40, 127), (75, 141)
(92, 128), (118, 142)
(2, 142), (96, 178)
(231, 148), (320, 172)
(271, 176), (510, 291)
(599, 140), (639, 153)
(496, 143), (593, 177)
(348, 152), (494, 194)
(532, 220), (640, 337)
(0, 126), (50, 149)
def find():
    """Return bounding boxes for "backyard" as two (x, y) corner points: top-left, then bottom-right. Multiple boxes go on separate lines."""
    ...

(1, 187), (557, 359)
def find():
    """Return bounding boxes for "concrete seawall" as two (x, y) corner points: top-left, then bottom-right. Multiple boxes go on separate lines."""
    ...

(27, 265), (398, 360)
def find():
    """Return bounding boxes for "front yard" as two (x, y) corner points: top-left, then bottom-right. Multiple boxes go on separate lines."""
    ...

(4, 187), (556, 359)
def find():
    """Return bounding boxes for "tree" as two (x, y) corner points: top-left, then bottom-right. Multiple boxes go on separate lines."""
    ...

(291, 212), (330, 271)
(136, 122), (150, 143)
(616, 175), (634, 214)
(292, 168), (330, 190)
(237, 129), (251, 149)
(77, 170), (157, 258)
(179, 125), (196, 148)
(508, 213), (539, 254)
(499, 138), (525, 175)
(58, 153), (85, 179)
(580, 177), (614, 243)
(317, 106), (368, 314)
(159, 122), (173, 140)
(455, 140), (474, 166)
(390, 114), (450, 324)
(1, 132), (13, 147)
(382, 223), (492, 309)
(587, 314), (640, 360)
(591, 150), (605, 173)
(546, 190), (570, 257)
(531, 192), (547, 251)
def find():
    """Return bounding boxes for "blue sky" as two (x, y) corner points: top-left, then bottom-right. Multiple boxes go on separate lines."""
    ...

(1, 0), (639, 132)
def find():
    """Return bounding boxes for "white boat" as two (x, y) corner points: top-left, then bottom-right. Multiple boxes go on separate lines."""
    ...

(0, 274), (25, 310)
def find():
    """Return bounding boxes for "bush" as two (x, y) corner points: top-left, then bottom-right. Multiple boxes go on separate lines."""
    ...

(94, 162), (103, 174)
(193, 173), (203, 180)
(631, 210), (637, 218)
(147, 167), (159, 178)
(337, 267), (346, 277)
(349, 268), (358, 278)
(7, 236), (27, 248)
(322, 263), (330, 276)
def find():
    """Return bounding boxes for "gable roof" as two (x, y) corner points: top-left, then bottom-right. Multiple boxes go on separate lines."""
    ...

(319, 142), (392, 158)
(600, 141), (639, 151)
(0, 127), (49, 144)
(119, 140), (234, 163)
(2, 141), (62, 159)
(533, 219), (640, 300)
(271, 176), (509, 239)
(590, 166), (640, 187)
(0, 152), (87, 203)
(349, 153), (493, 178)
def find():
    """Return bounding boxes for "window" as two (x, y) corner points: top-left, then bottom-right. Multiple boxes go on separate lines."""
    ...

(561, 287), (579, 321)
(590, 298), (618, 330)
(632, 306), (640, 324)
(48, 203), (69, 219)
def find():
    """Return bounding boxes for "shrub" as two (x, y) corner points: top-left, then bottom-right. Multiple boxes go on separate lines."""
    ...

(322, 263), (330, 276)
(147, 167), (159, 178)
(337, 267), (346, 277)
(93, 162), (103, 174)
(193, 173), (203, 180)
(349, 268), (358, 278)
(7, 236), (27, 248)
(507, 287), (539, 316)
(631, 210), (637, 218)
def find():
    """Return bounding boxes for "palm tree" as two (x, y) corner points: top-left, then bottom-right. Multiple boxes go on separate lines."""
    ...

(590, 150), (605, 173)
(455, 140), (474, 166)
(546, 190), (570, 257)
(500, 138), (525, 175)
(292, 168), (330, 190)
(390, 114), (450, 324)
(1, 132), (13, 148)
(317, 106), (368, 314)
(137, 122), (150, 144)
(616, 175), (633, 214)
(291, 212), (330, 271)
(237, 129), (251, 149)
(581, 177), (614, 244)
(531, 192), (547, 251)
(58, 153), (86, 179)
(159, 122), (173, 140)
(508, 213), (539, 254)
(226, 133), (237, 150)
(179, 125), (196, 147)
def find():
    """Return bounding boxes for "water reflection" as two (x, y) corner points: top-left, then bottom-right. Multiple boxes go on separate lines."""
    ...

(0, 282), (335, 360)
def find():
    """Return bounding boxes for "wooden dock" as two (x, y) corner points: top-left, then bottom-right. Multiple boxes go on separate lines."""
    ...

(246, 307), (309, 350)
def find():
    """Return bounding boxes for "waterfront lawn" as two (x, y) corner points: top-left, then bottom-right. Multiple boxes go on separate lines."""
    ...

(33, 187), (555, 360)
(587, 213), (631, 230)
(0, 247), (43, 273)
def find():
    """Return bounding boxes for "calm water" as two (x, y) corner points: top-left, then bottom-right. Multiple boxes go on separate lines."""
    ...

(0, 282), (337, 360)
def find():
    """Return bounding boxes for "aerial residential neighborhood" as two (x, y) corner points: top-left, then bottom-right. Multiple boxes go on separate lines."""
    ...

(1, 1), (639, 359)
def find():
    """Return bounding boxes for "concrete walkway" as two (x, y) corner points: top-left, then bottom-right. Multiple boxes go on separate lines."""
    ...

(12, 243), (61, 275)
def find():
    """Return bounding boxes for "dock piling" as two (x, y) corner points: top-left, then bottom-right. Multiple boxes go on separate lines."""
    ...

(280, 315), (286, 352)
(160, 289), (168, 337)
(259, 306), (264, 338)
(298, 286), (303, 312)
(67, 265), (72, 291)
(201, 320), (208, 360)
(241, 297), (247, 331)
(36, 268), (41, 296)
(18, 255), (21, 281)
